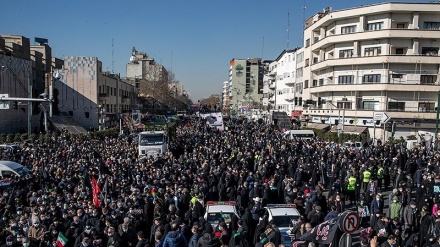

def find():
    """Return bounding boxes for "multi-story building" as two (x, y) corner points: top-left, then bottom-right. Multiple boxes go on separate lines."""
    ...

(228, 58), (264, 112)
(54, 56), (136, 131)
(264, 48), (305, 118)
(126, 47), (169, 97)
(301, 2), (440, 140)
(222, 81), (229, 107)
(0, 35), (56, 133)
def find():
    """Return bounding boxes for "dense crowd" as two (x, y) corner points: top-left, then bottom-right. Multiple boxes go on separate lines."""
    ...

(0, 117), (440, 247)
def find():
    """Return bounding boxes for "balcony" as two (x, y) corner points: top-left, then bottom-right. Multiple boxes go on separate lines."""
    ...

(310, 29), (440, 51)
(309, 82), (440, 93)
(310, 54), (440, 72)
(269, 82), (276, 89)
(302, 108), (437, 120)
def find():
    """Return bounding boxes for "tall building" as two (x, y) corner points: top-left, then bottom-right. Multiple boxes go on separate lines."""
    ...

(126, 47), (168, 97)
(228, 58), (264, 112)
(54, 56), (136, 131)
(301, 2), (440, 140)
(0, 35), (55, 133)
(222, 81), (229, 107)
(263, 48), (304, 117)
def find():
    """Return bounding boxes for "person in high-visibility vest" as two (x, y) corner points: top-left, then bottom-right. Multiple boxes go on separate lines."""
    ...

(347, 173), (357, 205)
(362, 168), (372, 193)
(377, 165), (384, 192)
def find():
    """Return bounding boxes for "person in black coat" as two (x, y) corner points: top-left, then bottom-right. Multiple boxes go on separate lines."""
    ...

(136, 231), (148, 247)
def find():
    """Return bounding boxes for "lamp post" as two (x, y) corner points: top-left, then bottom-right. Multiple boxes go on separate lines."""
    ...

(327, 101), (342, 138)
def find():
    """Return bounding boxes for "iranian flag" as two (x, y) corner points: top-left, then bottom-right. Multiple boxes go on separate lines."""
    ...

(56, 233), (68, 247)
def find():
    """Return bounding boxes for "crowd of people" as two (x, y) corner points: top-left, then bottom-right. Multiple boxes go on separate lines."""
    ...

(0, 117), (439, 247)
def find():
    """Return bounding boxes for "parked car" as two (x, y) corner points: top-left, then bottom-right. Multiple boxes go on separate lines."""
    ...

(0, 160), (30, 187)
(342, 141), (363, 153)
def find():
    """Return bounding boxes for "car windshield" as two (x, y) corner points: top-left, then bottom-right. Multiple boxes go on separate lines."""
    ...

(14, 167), (29, 175)
(207, 213), (234, 224)
(272, 215), (299, 228)
(139, 134), (164, 146)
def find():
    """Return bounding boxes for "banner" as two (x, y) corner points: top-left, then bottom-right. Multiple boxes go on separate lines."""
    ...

(299, 217), (339, 245)
(91, 176), (101, 208)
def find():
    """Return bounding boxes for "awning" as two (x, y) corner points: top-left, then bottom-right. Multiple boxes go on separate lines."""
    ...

(50, 115), (88, 134)
(330, 125), (367, 134)
(307, 123), (330, 130)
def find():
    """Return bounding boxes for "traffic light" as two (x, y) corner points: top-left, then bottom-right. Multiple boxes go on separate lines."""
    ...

(318, 97), (322, 105)
(299, 97), (302, 106)
(385, 122), (393, 132)
(294, 97), (298, 106)
(13, 101), (18, 110)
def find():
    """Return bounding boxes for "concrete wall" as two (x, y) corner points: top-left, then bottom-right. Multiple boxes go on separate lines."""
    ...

(0, 54), (39, 133)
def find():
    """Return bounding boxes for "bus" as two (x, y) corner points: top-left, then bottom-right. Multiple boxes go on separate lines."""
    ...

(200, 112), (224, 131)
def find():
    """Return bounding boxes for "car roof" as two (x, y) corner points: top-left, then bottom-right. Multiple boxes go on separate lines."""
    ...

(206, 204), (237, 213)
(0, 161), (23, 170)
(265, 205), (300, 217)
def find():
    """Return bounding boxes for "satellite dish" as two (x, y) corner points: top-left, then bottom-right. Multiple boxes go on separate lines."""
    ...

(130, 55), (138, 63)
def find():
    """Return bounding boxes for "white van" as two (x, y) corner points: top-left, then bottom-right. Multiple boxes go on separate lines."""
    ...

(282, 130), (315, 141)
(0, 161), (30, 187)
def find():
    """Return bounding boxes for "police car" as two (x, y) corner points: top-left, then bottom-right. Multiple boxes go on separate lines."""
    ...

(204, 201), (239, 227)
(264, 204), (300, 246)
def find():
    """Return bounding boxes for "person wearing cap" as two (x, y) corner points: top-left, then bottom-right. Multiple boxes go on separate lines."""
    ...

(251, 197), (263, 222)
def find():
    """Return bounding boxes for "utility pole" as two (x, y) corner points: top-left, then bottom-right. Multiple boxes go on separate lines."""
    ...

(27, 73), (32, 136)
(435, 90), (440, 150)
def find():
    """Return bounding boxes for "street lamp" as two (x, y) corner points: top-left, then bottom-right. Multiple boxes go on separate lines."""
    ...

(327, 101), (343, 138)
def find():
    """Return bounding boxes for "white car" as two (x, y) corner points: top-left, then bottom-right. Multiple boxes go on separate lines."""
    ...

(204, 201), (239, 227)
(264, 204), (300, 246)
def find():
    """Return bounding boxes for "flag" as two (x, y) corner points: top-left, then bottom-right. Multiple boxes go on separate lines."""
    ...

(56, 232), (68, 247)
(91, 176), (101, 208)
(151, 188), (156, 199)
(99, 162), (113, 176)
(299, 217), (339, 245)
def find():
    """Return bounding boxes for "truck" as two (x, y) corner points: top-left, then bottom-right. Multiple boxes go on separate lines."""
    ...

(138, 115), (176, 157)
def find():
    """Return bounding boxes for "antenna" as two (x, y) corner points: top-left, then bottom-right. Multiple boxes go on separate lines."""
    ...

(111, 37), (115, 74)
(287, 11), (290, 50)
(302, 0), (306, 39)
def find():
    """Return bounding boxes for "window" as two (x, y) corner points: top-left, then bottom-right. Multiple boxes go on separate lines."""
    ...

(341, 25), (356, 34)
(424, 22), (440, 30)
(364, 47), (381, 57)
(338, 75), (354, 84)
(388, 102), (405, 111)
(306, 39), (310, 47)
(297, 52), (304, 63)
(363, 101), (379, 110)
(305, 59), (309, 67)
(339, 49), (354, 58)
(313, 57), (318, 64)
(296, 68), (303, 78)
(396, 23), (405, 29)
(392, 74), (403, 79)
(418, 102), (435, 112)
(420, 75), (437, 84)
(312, 80), (318, 87)
(304, 80), (309, 88)
(337, 102), (352, 109)
(421, 47), (439, 56)
(319, 79), (324, 86)
(367, 22), (384, 31)
(395, 48), (404, 55)
(362, 74), (381, 84)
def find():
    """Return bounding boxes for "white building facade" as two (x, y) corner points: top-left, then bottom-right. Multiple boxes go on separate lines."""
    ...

(301, 2), (440, 140)
(263, 48), (304, 118)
